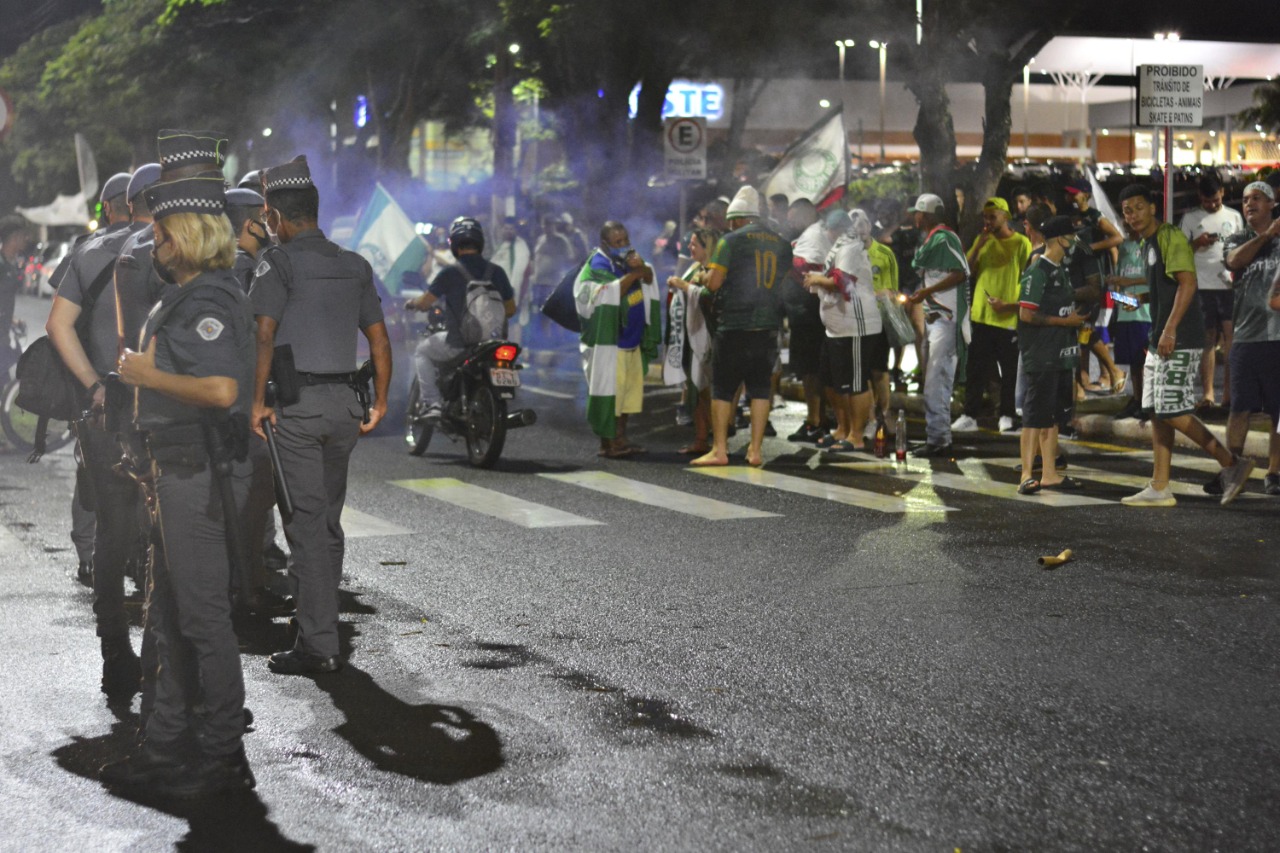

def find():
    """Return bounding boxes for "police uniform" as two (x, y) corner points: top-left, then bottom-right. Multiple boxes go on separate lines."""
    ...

(113, 163), (166, 351)
(112, 175), (257, 791)
(250, 156), (383, 670)
(51, 184), (150, 695)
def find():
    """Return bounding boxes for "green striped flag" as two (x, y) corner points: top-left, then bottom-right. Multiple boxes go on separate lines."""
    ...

(351, 183), (427, 295)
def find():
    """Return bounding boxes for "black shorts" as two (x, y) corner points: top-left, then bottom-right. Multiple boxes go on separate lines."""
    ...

(789, 323), (824, 376)
(712, 330), (778, 402)
(820, 334), (883, 395)
(1201, 290), (1233, 330)
(1023, 369), (1073, 429)
(1111, 321), (1150, 366)
(1228, 340), (1280, 424)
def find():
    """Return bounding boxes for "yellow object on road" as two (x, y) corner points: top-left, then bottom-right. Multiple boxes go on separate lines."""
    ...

(1038, 549), (1074, 568)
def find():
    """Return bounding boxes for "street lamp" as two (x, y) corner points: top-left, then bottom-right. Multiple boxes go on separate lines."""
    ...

(835, 38), (855, 83)
(870, 40), (887, 161)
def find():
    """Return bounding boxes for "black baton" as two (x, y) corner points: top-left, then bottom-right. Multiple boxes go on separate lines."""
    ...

(263, 381), (294, 517)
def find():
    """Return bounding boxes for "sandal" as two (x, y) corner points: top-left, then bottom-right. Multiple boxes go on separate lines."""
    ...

(1041, 476), (1083, 491)
(828, 439), (859, 453)
(1017, 478), (1041, 495)
(814, 434), (837, 449)
(1110, 373), (1128, 395)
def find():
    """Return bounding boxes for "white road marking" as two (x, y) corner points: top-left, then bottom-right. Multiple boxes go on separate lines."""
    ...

(519, 385), (576, 400)
(341, 506), (413, 538)
(1167, 456), (1266, 481)
(391, 478), (603, 528)
(982, 457), (1264, 500)
(540, 471), (779, 520)
(688, 466), (954, 515)
(833, 455), (1112, 507)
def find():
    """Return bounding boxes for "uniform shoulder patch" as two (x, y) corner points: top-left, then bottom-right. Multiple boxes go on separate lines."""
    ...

(255, 260), (271, 278)
(196, 317), (225, 341)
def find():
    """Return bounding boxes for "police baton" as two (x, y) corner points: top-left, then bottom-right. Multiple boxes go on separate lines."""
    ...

(263, 380), (294, 517)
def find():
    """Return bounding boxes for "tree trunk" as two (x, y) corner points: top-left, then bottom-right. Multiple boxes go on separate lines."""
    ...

(632, 68), (675, 191)
(959, 63), (1016, 246)
(492, 48), (518, 227)
(905, 3), (958, 221)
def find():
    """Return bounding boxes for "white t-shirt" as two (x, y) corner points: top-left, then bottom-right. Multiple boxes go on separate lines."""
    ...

(793, 221), (833, 268)
(817, 235), (882, 338)
(1179, 206), (1244, 291)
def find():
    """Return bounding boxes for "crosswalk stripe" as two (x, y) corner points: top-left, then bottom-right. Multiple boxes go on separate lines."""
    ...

(0, 523), (25, 555)
(982, 457), (1264, 500)
(391, 478), (604, 528)
(832, 455), (1111, 507)
(341, 506), (413, 538)
(539, 471), (780, 520)
(688, 465), (955, 515)
(1164, 456), (1267, 481)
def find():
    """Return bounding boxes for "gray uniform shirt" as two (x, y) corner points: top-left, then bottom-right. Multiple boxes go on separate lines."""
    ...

(51, 221), (137, 374)
(115, 226), (167, 351)
(249, 228), (383, 373)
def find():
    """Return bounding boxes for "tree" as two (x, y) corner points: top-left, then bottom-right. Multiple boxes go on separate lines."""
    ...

(1239, 80), (1280, 136)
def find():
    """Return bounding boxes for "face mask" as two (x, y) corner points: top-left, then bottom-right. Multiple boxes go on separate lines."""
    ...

(247, 220), (272, 250)
(151, 237), (176, 285)
(609, 245), (633, 262)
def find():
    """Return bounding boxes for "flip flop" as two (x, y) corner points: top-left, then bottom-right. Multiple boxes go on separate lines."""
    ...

(828, 439), (859, 452)
(1017, 478), (1042, 495)
(1041, 476), (1083, 491)
(814, 434), (838, 449)
(1110, 374), (1128, 395)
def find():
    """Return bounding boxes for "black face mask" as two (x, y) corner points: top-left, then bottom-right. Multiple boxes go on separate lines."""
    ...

(246, 220), (272, 250)
(151, 237), (177, 285)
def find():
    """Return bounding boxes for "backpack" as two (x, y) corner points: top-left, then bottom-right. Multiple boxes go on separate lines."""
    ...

(458, 262), (507, 345)
(540, 262), (583, 333)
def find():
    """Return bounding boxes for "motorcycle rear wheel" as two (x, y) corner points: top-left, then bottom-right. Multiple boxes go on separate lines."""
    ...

(1, 379), (74, 455)
(465, 384), (507, 468)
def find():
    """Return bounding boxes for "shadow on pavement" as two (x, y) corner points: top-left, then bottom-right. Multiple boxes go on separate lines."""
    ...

(314, 663), (504, 784)
(51, 712), (313, 853)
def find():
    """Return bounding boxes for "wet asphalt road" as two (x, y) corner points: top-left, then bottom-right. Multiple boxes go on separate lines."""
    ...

(0, 306), (1277, 851)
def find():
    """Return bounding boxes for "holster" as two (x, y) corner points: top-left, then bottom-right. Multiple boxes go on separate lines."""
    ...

(271, 344), (301, 406)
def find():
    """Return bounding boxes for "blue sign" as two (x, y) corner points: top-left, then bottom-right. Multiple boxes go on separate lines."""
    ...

(628, 81), (724, 121)
(354, 95), (369, 129)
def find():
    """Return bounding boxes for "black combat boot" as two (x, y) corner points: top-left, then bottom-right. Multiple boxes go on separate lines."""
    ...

(101, 634), (142, 702)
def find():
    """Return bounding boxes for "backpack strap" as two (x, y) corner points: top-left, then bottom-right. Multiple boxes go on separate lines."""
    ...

(72, 258), (118, 340)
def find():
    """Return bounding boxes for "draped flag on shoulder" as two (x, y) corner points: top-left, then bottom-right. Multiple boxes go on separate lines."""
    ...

(760, 105), (850, 210)
(351, 183), (427, 296)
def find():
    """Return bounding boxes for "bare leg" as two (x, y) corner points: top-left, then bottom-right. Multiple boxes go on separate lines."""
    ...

(1089, 338), (1122, 388)
(693, 388), (710, 446)
(1201, 328), (1219, 403)
(692, 400), (733, 466)
(1226, 411), (1250, 456)
(850, 389), (873, 442)
(1219, 323), (1234, 406)
(1038, 428), (1063, 486)
(832, 395), (851, 441)
(802, 373), (822, 427)
(746, 397), (771, 466)
(1151, 419), (1176, 491)
(872, 370), (890, 426)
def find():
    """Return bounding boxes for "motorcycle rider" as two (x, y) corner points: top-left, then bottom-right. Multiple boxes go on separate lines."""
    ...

(405, 217), (516, 421)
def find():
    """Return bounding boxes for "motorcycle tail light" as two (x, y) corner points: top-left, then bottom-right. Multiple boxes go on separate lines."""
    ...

(494, 345), (518, 362)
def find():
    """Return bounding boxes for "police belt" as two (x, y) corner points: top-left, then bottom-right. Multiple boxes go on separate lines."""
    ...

(144, 423), (209, 468)
(297, 371), (360, 386)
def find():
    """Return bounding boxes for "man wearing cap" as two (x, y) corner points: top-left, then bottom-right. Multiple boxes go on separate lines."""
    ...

(250, 155), (392, 675)
(782, 205), (840, 443)
(1116, 183), (1254, 507)
(1181, 174), (1244, 413)
(1015, 215), (1086, 494)
(44, 170), (153, 702)
(955, 197), (1031, 434)
(1221, 181), (1280, 496)
(692, 185), (792, 468)
(906, 193), (969, 457)
(103, 174), (257, 796)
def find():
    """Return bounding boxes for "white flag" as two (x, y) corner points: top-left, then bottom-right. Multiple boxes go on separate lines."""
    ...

(350, 183), (428, 295)
(760, 106), (850, 208)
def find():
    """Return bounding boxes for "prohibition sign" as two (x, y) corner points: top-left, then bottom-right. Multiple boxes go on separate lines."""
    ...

(667, 117), (704, 154)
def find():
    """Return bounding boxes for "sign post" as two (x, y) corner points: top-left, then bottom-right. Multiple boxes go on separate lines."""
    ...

(0, 88), (13, 142)
(1136, 64), (1204, 223)
(665, 117), (707, 246)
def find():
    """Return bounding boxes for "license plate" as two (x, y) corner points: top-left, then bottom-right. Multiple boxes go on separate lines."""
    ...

(489, 368), (520, 388)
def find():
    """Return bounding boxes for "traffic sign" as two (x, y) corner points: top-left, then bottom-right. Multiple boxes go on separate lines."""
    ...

(1136, 64), (1204, 128)
(664, 117), (706, 180)
(0, 88), (13, 141)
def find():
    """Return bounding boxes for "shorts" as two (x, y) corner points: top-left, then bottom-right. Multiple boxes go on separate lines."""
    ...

(1142, 349), (1202, 419)
(712, 330), (778, 402)
(820, 335), (883, 395)
(1200, 290), (1234, 330)
(615, 347), (644, 416)
(1023, 370), (1073, 429)
(789, 323), (824, 376)
(1228, 340), (1280, 424)
(1111, 321), (1151, 365)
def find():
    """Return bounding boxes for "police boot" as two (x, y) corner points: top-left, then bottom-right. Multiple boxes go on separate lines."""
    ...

(101, 634), (142, 702)
(164, 748), (256, 799)
(100, 740), (192, 790)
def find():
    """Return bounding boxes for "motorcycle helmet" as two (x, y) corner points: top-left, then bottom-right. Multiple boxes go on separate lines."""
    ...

(448, 216), (485, 255)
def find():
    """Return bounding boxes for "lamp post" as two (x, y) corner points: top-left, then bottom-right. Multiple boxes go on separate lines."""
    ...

(835, 39), (855, 108)
(870, 40), (887, 161)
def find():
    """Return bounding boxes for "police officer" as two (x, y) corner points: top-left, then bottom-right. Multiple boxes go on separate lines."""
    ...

(249, 155), (391, 675)
(100, 174), (257, 797)
(45, 170), (151, 702)
(227, 188), (269, 292)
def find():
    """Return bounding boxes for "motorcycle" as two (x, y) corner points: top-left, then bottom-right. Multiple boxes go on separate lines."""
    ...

(405, 311), (537, 468)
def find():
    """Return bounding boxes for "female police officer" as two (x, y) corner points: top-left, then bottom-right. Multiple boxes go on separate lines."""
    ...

(100, 175), (258, 798)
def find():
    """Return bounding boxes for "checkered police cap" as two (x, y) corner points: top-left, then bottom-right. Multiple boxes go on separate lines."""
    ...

(262, 156), (314, 193)
(144, 176), (228, 220)
(157, 129), (229, 171)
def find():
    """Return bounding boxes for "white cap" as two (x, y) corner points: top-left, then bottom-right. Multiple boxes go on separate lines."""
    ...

(913, 193), (945, 215)
(726, 185), (761, 219)
(1243, 181), (1275, 201)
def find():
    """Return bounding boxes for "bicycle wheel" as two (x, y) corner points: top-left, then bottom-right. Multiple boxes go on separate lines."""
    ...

(1, 379), (74, 454)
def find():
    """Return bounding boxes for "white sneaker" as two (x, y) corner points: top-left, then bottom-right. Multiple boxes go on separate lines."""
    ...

(998, 416), (1015, 432)
(950, 414), (979, 432)
(1219, 455), (1256, 506)
(1121, 482), (1177, 507)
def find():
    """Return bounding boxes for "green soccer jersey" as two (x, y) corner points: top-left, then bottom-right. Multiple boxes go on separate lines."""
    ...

(707, 221), (792, 335)
(1144, 222), (1205, 350)
(1017, 255), (1079, 373)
